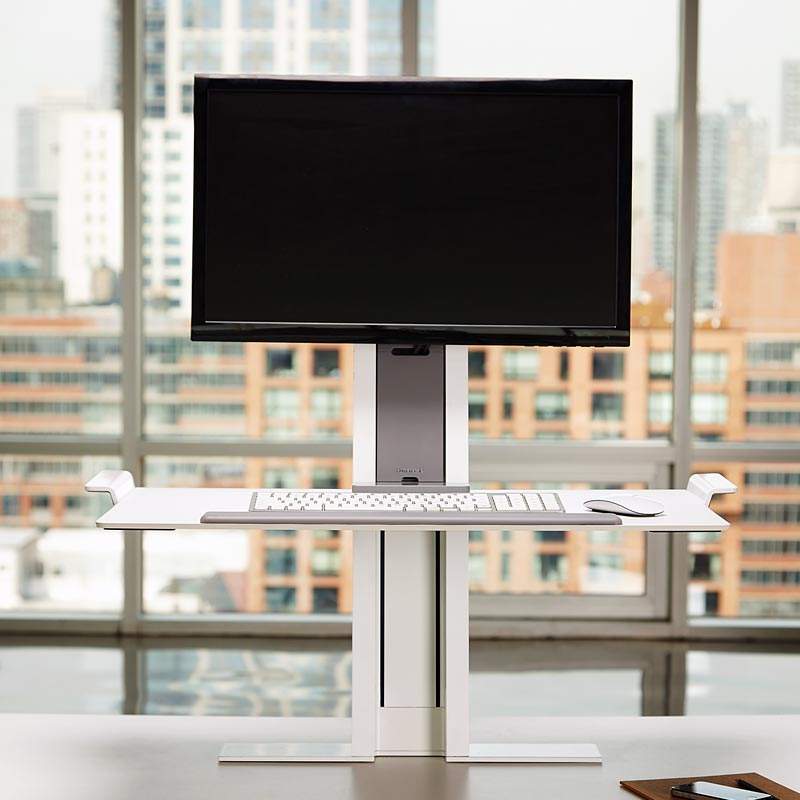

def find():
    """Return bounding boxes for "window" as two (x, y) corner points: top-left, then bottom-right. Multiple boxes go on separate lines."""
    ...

(265, 587), (296, 612)
(468, 349), (486, 378)
(240, 39), (273, 72)
(180, 39), (222, 72)
(265, 349), (296, 376)
(264, 389), (300, 420)
(311, 549), (340, 576)
(182, 0), (221, 28)
(240, 0), (274, 29)
(592, 352), (624, 380)
(310, 0), (350, 30)
(534, 553), (566, 584)
(694, 352), (728, 383)
(648, 352), (673, 380)
(312, 587), (339, 613)
(311, 389), (342, 420)
(502, 349), (538, 380)
(692, 0), (800, 445)
(266, 548), (296, 576)
(468, 391), (486, 420)
(648, 392), (672, 424)
(591, 393), (623, 422)
(313, 349), (340, 377)
(535, 392), (568, 421)
(692, 393), (728, 425)
(502, 390), (513, 420)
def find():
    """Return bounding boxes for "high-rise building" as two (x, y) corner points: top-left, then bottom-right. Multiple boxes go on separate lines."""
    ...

(140, 0), (422, 311)
(0, 199), (28, 259)
(780, 59), (800, 147)
(16, 90), (89, 198)
(725, 102), (768, 232)
(57, 111), (123, 305)
(653, 111), (729, 310)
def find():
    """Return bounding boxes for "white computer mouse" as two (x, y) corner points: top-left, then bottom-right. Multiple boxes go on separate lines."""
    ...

(583, 495), (665, 517)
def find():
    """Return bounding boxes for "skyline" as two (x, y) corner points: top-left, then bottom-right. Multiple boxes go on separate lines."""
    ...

(3, 1), (800, 195)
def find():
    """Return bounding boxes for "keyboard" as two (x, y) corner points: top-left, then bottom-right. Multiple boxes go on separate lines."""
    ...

(199, 490), (623, 527)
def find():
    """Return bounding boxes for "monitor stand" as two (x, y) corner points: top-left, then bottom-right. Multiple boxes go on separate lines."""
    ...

(349, 343), (600, 762)
(221, 343), (600, 763)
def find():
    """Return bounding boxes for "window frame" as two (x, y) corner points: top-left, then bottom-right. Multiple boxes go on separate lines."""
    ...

(3, 0), (800, 641)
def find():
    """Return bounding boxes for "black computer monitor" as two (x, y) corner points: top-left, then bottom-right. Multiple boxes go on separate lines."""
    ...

(191, 76), (631, 346)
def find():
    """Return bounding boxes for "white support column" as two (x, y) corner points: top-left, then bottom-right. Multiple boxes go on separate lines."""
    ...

(443, 530), (470, 760)
(350, 530), (380, 759)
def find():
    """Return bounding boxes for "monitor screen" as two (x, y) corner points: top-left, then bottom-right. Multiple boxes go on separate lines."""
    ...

(192, 77), (631, 346)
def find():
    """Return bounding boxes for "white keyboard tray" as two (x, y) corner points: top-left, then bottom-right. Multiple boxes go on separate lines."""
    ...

(87, 471), (735, 532)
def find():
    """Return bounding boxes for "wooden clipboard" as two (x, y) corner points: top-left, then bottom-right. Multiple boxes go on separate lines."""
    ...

(621, 773), (800, 800)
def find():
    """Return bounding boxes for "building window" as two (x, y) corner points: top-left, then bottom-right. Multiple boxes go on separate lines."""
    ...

(694, 352), (728, 383)
(468, 391), (486, 420)
(746, 410), (800, 426)
(648, 351), (672, 380)
(591, 392), (623, 421)
(311, 389), (341, 420)
(502, 349), (538, 380)
(266, 547), (296, 576)
(265, 348), (296, 376)
(743, 503), (800, 524)
(535, 391), (568, 421)
(534, 553), (566, 583)
(263, 467), (297, 488)
(468, 553), (486, 583)
(180, 39), (222, 72)
(265, 586), (296, 612)
(309, 0), (350, 29)
(744, 471), (800, 488)
(309, 41), (350, 73)
(592, 352), (624, 380)
(240, 0), (275, 29)
(313, 348), (340, 377)
(648, 391), (672, 424)
(747, 379), (800, 396)
(311, 549), (340, 576)
(312, 587), (339, 613)
(468, 349), (486, 378)
(312, 467), (340, 488)
(240, 39), (274, 72)
(690, 553), (721, 580)
(182, 0), (221, 28)
(263, 389), (300, 419)
(500, 552), (511, 582)
(559, 351), (569, 380)
(692, 393), (728, 424)
(502, 390), (513, 420)
(534, 531), (566, 543)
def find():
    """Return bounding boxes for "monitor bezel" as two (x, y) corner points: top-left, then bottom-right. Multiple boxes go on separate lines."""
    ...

(191, 75), (631, 347)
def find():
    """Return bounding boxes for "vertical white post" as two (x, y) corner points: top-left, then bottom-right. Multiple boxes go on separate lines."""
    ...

(350, 530), (379, 759)
(444, 529), (470, 759)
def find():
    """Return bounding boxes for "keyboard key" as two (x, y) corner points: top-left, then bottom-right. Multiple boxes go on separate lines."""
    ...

(541, 493), (561, 511)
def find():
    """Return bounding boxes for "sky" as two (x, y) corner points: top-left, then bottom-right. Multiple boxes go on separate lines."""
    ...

(1, 0), (799, 196)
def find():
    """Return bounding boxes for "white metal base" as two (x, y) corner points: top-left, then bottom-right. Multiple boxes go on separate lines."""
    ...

(446, 743), (602, 764)
(219, 742), (373, 762)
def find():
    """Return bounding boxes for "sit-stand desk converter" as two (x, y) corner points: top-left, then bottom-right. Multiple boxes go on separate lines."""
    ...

(87, 344), (736, 766)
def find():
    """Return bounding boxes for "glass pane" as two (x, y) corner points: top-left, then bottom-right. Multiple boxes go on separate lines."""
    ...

(686, 650), (800, 714)
(693, 1), (800, 443)
(0, 456), (122, 613)
(468, 480), (646, 598)
(144, 644), (351, 716)
(689, 461), (800, 621)
(143, 456), (352, 614)
(432, 0), (677, 440)
(0, 646), (122, 713)
(141, 0), (405, 439)
(0, 1), (122, 434)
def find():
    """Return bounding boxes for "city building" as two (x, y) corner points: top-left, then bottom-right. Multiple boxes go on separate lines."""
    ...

(57, 111), (123, 305)
(780, 59), (800, 147)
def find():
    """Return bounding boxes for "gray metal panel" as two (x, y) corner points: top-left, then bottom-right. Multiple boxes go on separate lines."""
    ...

(376, 344), (445, 485)
(200, 511), (622, 526)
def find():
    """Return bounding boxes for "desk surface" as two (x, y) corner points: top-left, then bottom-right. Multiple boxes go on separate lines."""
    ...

(1, 713), (797, 800)
(96, 487), (729, 531)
